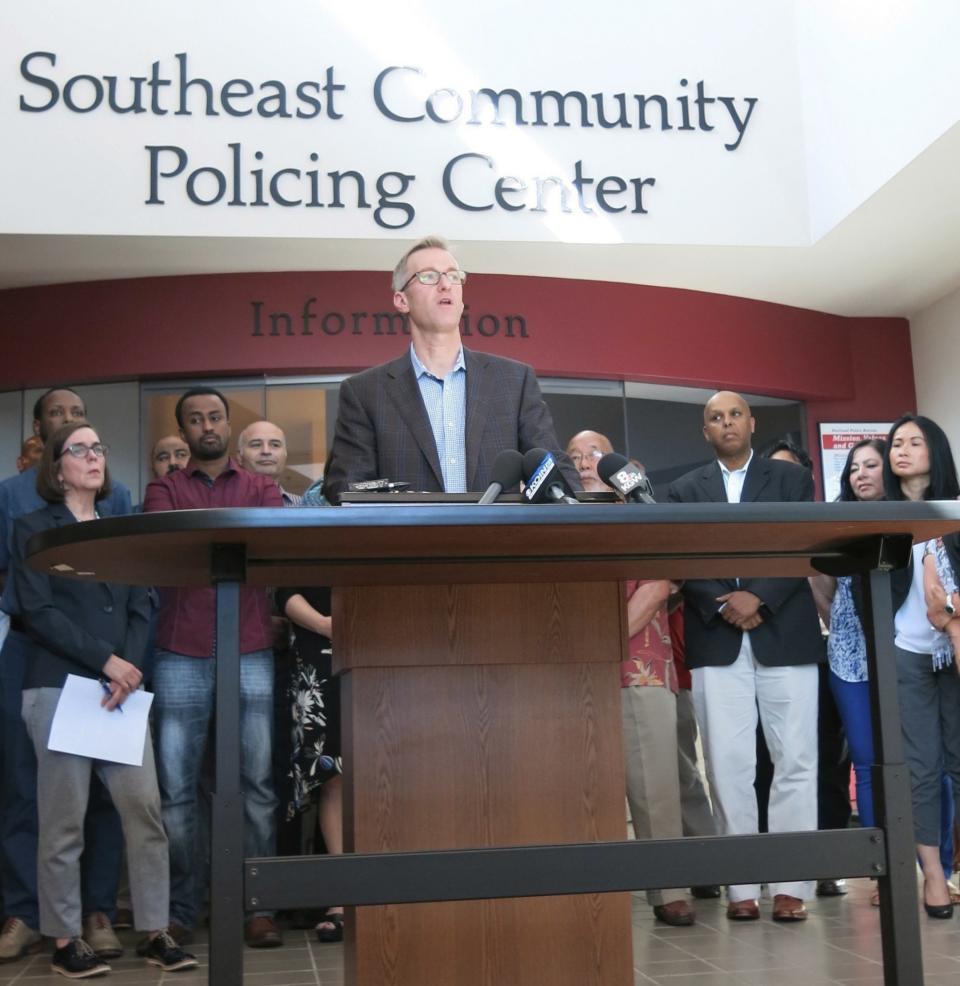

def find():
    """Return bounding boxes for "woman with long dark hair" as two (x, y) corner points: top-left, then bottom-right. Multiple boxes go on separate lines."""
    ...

(883, 414), (960, 918)
(820, 441), (886, 856)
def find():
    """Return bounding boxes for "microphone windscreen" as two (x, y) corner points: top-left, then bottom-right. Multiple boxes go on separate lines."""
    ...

(490, 449), (525, 489)
(597, 452), (629, 486)
(522, 447), (549, 480)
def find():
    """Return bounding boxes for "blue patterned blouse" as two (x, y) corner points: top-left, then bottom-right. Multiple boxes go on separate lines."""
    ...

(827, 576), (868, 683)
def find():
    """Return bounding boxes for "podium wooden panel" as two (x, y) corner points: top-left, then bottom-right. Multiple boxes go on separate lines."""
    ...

(337, 582), (632, 985)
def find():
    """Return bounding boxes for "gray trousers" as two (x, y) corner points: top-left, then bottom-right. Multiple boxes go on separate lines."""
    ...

(621, 685), (685, 905)
(22, 687), (169, 938)
(676, 689), (717, 838)
(894, 646), (960, 847)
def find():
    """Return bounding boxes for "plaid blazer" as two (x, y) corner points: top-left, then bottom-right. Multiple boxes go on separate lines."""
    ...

(324, 348), (577, 503)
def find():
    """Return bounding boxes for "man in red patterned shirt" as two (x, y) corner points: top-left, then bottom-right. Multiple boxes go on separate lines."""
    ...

(566, 431), (693, 927)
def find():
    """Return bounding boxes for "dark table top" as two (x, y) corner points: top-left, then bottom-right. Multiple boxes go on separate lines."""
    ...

(25, 501), (960, 587)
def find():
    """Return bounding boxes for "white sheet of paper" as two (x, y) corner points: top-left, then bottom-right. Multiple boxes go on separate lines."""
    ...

(48, 674), (154, 766)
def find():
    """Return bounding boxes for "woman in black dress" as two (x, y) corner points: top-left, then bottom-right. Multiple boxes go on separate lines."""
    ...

(275, 582), (343, 942)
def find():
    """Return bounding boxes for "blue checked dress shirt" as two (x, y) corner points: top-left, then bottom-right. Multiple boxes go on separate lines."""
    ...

(410, 344), (467, 493)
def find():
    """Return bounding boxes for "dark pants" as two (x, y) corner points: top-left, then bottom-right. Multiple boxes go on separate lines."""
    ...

(0, 630), (122, 926)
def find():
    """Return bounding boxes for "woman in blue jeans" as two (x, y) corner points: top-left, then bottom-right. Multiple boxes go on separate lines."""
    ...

(822, 440), (887, 852)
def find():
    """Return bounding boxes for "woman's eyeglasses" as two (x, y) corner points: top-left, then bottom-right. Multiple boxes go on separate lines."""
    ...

(60, 442), (109, 459)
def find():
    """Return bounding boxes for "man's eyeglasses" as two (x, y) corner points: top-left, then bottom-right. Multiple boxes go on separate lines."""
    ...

(400, 269), (468, 291)
(569, 449), (603, 467)
(60, 442), (109, 459)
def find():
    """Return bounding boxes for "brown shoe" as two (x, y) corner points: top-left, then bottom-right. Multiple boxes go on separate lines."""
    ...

(245, 916), (283, 948)
(726, 899), (760, 921)
(772, 894), (808, 921)
(652, 900), (695, 927)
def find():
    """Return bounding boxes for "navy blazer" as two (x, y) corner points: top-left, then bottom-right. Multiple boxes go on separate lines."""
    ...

(324, 347), (578, 503)
(13, 501), (150, 690)
(667, 454), (826, 669)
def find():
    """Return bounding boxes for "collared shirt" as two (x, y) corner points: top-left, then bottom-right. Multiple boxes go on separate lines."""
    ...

(621, 579), (677, 693)
(142, 458), (283, 657)
(410, 343), (467, 493)
(280, 487), (303, 508)
(0, 466), (132, 616)
(719, 449), (754, 504)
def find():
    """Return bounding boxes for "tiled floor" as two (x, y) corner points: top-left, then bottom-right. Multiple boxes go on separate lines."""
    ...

(2, 879), (959, 984)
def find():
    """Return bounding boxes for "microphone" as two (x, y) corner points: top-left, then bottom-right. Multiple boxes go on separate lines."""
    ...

(347, 479), (412, 492)
(522, 448), (579, 505)
(597, 453), (656, 504)
(478, 449), (525, 505)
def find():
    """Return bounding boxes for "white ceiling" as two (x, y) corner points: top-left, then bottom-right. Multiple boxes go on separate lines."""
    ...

(2, 119), (958, 320)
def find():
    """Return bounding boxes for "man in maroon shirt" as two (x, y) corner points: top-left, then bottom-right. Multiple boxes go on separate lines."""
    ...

(142, 387), (284, 948)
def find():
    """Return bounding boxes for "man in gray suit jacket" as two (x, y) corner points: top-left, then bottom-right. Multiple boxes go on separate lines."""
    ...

(324, 236), (576, 503)
(667, 391), (824, 923)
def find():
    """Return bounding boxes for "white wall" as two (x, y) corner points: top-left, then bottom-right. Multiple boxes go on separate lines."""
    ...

(0, 0), (806, 246)
(796, 0), (960, 240)
(910, 284), (960, 445)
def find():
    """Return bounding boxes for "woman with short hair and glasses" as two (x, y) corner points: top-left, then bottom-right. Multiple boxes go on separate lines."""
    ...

(12, 422), (197, 978)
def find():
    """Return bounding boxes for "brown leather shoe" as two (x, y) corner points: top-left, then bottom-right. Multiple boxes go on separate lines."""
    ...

(244, 916), (284, 948)
(726, 899), (760, 920)
(652, 900), (695, 927)
(772, 894), (808, 921)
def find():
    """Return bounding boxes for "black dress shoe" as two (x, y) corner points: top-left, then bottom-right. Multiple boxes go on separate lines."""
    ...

(924, 901), (954, 919)
(816, 879), (848, 897)
(690, 885), (722, 899)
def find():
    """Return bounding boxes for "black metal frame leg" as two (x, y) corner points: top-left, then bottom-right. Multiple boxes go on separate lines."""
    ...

(863, 567), (924, 985)
(209, 580), (244, 985)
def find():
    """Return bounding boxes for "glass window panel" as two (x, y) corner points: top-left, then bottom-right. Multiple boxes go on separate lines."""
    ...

(265, 385), (340, 495)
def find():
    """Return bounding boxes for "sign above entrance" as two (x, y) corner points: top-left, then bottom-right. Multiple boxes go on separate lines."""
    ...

(1, 1), (805, 244)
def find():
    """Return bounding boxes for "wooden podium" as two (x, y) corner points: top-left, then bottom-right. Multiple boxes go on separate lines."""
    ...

(26, 500), (960, 986)
(337, 578), (632, 985)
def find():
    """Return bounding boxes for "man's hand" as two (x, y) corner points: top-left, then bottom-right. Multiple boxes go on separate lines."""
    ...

(717, 590), (763, 630)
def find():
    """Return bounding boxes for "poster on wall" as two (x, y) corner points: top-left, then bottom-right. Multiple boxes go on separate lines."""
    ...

(819, 422), (891, 502)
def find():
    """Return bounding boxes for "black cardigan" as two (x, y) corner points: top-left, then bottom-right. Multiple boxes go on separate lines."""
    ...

(12, 502), (150, 690)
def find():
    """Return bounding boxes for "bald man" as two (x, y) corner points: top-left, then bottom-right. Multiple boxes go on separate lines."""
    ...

(565, 430), (612, 492)
(667, 392), (824, 922)
(237, 421), (301, 506)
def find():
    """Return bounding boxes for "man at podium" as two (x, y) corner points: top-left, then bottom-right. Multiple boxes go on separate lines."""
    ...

(323, 235), (577, 501)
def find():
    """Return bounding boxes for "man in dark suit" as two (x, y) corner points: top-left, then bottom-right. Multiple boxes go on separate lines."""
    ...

(667, 391), (825, 923)
(323, 236), (576, 502)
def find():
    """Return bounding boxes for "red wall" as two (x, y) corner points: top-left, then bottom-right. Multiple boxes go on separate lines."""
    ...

(0, 270), (914, 486)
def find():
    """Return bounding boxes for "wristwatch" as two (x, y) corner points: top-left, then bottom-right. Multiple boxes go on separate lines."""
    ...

(946, 593), (956, 617)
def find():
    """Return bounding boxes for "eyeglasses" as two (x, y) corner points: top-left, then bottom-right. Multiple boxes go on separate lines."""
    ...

(60, 442), (109, 459)
(569, 449), (603, 467)
(400, 269), (468, 291)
